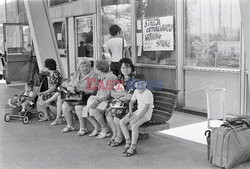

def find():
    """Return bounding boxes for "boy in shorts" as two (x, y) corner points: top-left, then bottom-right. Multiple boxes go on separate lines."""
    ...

(119, 73), (154, 157)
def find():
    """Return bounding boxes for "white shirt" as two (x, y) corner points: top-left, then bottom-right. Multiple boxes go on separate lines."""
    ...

(131, 89), (154, 120)
(105, 37), (128, 62)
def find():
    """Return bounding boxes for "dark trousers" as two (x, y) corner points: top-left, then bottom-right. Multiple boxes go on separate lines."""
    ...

(110, 62), (120, 77)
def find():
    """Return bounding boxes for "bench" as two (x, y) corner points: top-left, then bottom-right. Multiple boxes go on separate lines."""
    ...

(132, 88), (179, 138)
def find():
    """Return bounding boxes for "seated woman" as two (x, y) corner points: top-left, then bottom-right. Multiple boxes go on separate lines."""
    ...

(83, 60), (117, 139)
(38, 58), (63, 121)
(61, 58), (99, 136)
(106, 58), (136, 147)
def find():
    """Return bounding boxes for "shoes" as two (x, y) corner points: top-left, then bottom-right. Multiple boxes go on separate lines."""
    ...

(50, 116), (63, 126)
(77, 128), (88, 136)
(123, 147), (137, 157)
(96, 131), (111, 139)
(110, 140), (124, 147)
(89, 130), (100, 137)
(107, 138), (115, 145)
(61, 125), (75, 133)
(38, 116), (50, 122)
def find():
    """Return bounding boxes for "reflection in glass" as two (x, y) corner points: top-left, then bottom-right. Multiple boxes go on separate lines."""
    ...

(135, 0), (176, 65)
(101, 1), (131, 61)
(76, 17), (93, 58)
(185, 0), (241, 68)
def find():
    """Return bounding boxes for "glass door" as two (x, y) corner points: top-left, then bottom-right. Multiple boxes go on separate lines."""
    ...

(75, 15), (95, 67)
(3, 23), (32, 84)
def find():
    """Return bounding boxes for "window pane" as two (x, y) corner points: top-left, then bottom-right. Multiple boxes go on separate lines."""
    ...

(76, 17), (93, 58)
(185, 0), (241, 68)
(101, 1), (132, 61)
(135, 0), (176, 65)
(53, 22), (66, 49)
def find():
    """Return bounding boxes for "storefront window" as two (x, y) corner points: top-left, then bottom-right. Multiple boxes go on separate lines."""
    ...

(135, 0), (176, 65)
(76, 16), (93, 58)
(101, 0), (132, 61)
(185, 0), (241, 69)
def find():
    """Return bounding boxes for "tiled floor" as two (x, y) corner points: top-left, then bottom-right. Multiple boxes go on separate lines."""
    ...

(0, 83), (249, 169)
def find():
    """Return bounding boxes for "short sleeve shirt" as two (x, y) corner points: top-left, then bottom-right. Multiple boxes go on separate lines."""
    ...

(105, 37), (128, 62)
(131, 89), (154, 120)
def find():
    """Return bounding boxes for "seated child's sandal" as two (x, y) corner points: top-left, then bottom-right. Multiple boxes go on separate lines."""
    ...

(123, 147), (137, 157)
(77, 128), (88, 136)
(111, 140), (124, 147)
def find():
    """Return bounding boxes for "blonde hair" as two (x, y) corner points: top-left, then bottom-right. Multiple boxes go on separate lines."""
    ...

(77, 57), (91, 69)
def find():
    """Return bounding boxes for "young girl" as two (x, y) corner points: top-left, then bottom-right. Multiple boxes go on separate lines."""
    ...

(119, 73), (154, 157)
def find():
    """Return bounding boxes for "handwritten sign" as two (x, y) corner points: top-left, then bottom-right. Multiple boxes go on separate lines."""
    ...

(143, 16), (174, 51)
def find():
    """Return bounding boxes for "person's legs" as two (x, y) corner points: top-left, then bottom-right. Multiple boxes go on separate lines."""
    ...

(75, 105), (88, 136)
(50, 95), (63, 126)
(87, 112), (101, 137)
(61, 102), (75, 132)
(119, 114), (131, 150)
(94, 109), (110, 138)
(41, 92), (60, 106)
(106, 115), (117, 141)
(124, 116), (149, 156)
(114, 117), (124, 142)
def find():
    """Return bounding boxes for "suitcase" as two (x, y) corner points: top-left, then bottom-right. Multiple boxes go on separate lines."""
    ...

(206, 119), (250, 169)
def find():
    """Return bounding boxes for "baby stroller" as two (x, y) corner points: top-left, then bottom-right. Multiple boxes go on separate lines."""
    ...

(4, 73), (48, 124)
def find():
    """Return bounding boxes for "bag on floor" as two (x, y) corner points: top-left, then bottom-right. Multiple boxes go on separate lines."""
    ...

(205, 118), (250, 169)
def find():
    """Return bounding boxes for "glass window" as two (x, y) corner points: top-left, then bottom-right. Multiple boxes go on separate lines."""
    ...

(185, 0), (241, 69)
(76, 17), (94, 58)
(101, 0), (132, 61)
(52, 22), (66, 49)
(135, 0), (176, 65)
(50, 0), (69, 7)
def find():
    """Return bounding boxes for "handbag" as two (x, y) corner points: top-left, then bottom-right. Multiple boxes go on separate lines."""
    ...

(65, 92), (84, 102)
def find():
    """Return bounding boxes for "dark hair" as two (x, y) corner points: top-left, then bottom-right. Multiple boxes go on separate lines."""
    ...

(109, 24), (121, 36)
(95, 60), (110, 73)
(134, 73), (146, 82)
(119, 58), (135, 73)
(44, 58), (57, 70)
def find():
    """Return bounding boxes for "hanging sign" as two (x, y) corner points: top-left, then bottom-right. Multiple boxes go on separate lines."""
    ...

(143, 16), (174, 51)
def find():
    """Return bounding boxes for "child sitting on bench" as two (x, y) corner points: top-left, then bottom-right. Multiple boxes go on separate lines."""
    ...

(119, 73), (154, 157)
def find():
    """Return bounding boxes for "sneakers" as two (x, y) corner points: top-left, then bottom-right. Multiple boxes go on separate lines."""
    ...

(76, 128), (88, 136)
(61, 125), (75, 133)
(50, 116), (63, 126)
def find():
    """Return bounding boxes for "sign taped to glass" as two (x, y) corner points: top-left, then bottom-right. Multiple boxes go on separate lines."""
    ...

(143, 16), (174, 51)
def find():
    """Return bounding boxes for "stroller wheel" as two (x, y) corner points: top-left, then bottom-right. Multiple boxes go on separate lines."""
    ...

(23, 116), (29, 124)
(4, 113), (11, 122)
(38, 111), (44, 120)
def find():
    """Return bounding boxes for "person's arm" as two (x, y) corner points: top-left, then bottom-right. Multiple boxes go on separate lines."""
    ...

(96, 76), (117, 103)
(125, 47), (131, 58)
(39, 85), (57, 95)
(131, 104), (150, 124)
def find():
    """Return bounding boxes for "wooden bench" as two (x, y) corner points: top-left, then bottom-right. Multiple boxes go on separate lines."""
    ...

(133, 88), (179, 137)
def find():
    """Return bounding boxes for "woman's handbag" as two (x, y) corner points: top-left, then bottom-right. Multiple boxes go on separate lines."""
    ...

(65, 92), (84, 102)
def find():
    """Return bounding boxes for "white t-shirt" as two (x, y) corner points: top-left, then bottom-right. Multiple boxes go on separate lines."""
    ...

(131, 89), (154, 120)
(105, 37), (128, 62)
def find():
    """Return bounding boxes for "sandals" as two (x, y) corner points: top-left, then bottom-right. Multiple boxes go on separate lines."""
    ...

(61, 125), (75, 133)
(96, 131), (111, 139)
(123, 147), (137, 157)
(110, 140), (124, 147)
(89, 130), (100, 137)
(107, 138), (115, 145)
(122, 142), (131, 154)
(77, 128), (88, 136)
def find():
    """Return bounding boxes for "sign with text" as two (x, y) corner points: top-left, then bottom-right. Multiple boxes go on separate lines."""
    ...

(143, 16), (174, 51)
